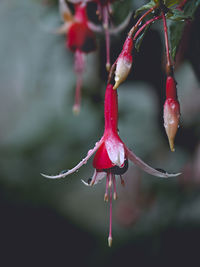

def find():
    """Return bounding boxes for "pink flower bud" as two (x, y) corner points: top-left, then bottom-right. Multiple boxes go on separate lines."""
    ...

(113, 36), (133, 90)
(164, 76), (180, 152)
(164, 98), (180, 152)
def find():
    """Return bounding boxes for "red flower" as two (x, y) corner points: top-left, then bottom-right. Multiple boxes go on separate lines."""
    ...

(42, 84), (180, 246)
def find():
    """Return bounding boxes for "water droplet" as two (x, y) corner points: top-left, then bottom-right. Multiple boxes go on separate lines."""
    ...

(155, 168), (167, 174)
(59, 170), (67, 174)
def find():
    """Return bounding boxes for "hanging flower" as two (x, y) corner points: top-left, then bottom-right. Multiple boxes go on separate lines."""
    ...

(57, 0), (96, 114)
(42, 84), (180, 247)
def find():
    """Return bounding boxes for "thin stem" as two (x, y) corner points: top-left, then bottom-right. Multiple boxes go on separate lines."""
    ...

(104, 174), (109, 202)
(129, 5), (158, 37)
(108, 173), (113, 247)
(133, 15), (162, 41)
(73, 72), (82, 114)
(162, 11), (172, 74)
(112, 175), (117, 200)
(73, 50), (85, 114)
(103, 5), (111, 71)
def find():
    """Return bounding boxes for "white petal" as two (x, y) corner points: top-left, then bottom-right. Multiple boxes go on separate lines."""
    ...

(105, 137), (125, 167)
(41, 138), (104, 179)
(125, 146), (181, 178)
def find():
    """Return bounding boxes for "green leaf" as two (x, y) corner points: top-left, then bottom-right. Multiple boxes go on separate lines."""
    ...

(164, 0), (182, 8)
(167, 8), (191, 21)
(169, 0), (200, 59)
(134, 0), (156, 18)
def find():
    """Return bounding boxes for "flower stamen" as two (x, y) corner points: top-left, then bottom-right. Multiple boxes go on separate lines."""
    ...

(108, 173), (113, 247)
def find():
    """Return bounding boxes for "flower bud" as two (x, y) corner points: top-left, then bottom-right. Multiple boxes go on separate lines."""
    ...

(113, 36), (133, 90)
(164, 98), (180, 152)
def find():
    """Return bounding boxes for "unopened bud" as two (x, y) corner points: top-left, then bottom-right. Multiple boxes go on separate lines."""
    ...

(108, 236), (112, 247)
(163, 98), (180, 152)
(113, 36), (133, 90)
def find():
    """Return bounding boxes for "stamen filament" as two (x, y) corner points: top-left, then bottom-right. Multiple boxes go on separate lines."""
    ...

(102, 5), (111, 71)
(120, 175), (125, 186)
(112, 175), (117, 200)
(104, 174), (109, 202)
(108, 173), (113, 247)
(73, 50), (85, 114)
(73, 72), (82, 114)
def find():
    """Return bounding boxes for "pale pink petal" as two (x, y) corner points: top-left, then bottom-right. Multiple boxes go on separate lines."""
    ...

(105, 137), (125, 167)
(53, 23), (71, 35)
(87, 22), (103, 33)
(81, 170), (106, 186)
(125, 146), (181, 178)
(41, 138), (104, 179)
(59, 0), (73, 22)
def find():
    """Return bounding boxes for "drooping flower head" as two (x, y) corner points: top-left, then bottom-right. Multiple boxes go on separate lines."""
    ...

(57, 0), (96, 114)
(42, 84), (180, 247)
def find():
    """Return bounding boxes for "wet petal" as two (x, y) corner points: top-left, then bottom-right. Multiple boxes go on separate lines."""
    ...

(125, 146), (181, 178)
(105, 137), (125, 167)
(41, 138), (104, 179)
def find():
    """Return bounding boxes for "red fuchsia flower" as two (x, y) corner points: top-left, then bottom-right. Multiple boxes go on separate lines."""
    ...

(113, 35), (133, 90)
(57, 0), (96, 114)
(42, 84), (180, 247)
(164, 76), (180, 152)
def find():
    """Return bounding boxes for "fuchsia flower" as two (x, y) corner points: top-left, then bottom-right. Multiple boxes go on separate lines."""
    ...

(57, 0), (96, 114)
(163, 76), (180, 152)
(42, 84), (180, 247)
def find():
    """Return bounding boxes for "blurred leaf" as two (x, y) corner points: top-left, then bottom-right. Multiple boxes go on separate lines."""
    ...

(134, 1), (156, 18)
(169, 0), (200, 60)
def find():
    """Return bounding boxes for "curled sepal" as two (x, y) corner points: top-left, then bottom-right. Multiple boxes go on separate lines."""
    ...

(41, 138), (104, 179)
(125, 146), (181, 178)
(59, 0), (73, 22)
(82, 170), (106, 186)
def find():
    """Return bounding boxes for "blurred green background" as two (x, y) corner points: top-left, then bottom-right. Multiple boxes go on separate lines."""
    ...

(1, 0), (200, 266)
